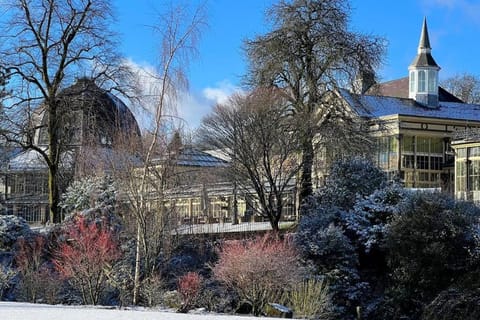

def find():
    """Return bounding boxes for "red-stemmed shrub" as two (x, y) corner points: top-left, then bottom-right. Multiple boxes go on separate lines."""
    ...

(213, 233), (302, 315)
(14, 235), (62, 303)
(53, 215), (121, 305)
(177, 271), (202, 312)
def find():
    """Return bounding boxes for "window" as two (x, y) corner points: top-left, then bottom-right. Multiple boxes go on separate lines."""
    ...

(418, 70), (426, 92)
(403, 155), (415, 168)
(417, 155), (429, 169)
(410, 71), (416, 92)
(470, 160), (480, 191)
(431, 138), (443, 153)
(402, 136), (415, 152)
(470, 147), (480, 157)
(457, 148), (467, 158)
(456, 161), (467, 192)
(18, 206), (43, 224)
(416, 137), (429, 153)
(428, 70), (436, 91)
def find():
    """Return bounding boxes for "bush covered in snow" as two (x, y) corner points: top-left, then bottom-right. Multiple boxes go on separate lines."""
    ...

(312, 156), (387, 210)
(0, 215), (33, 251)
(60, 175), (116, 217)
(298, 156), (480, 320)
(385, 192), (480, 319)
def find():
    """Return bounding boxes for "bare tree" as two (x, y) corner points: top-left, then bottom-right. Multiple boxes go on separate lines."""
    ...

(109, 2), (206, 304)
(244, 0), (385, 204)
(200, 88), (303, 232)
(0, 0), (130, 223)
(441, 73), (480, 104)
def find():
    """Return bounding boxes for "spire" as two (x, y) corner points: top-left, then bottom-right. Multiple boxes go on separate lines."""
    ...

(408, 17), (440, 108)
(418, 17), (431, 51)
(410, 17), (439, 68)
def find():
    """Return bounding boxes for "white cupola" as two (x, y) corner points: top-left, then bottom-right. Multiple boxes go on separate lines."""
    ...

(408, 17), (441, 108)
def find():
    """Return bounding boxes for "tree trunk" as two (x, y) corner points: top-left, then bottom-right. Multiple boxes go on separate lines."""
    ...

(48, 98), (61, 223)
(48, 167), (61, 223)
(132, 223), (141, 305)
(299, 133), (314, 208)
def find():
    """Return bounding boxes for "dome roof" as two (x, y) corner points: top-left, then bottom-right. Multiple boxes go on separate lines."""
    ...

(37, 78), (141, 147)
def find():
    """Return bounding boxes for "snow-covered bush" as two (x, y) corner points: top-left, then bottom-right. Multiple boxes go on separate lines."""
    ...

(314, 156), (386, 210)
(0, 215), (32, 251)
(295, 222), (366, 319)
(60, 175), (116, 216)
(344, 184), (410, 253)
(297, 157), (394, 319)
(0, 264), (16, 299)
(386, 192), (480, 319)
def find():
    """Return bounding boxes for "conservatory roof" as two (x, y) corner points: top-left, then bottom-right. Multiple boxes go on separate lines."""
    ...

(7, 148), (74, 171)
(339, 88), (480, 122)
(174, 147), (229, 167)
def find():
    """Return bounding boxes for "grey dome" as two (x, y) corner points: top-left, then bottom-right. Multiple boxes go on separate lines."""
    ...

(37, 78), (141, 147)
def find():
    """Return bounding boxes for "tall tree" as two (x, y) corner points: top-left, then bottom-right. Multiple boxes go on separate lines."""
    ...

(441, 73), (480, 104)
(0, 0), (127, 223)
(245, 0), (385, 204)
(200, 88), (303, 232)
(109, 2), (206, 304)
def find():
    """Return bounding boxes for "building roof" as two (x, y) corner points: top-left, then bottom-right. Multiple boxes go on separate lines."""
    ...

(367, 77), (463, 103)
(37, 78), (141, 146)
(175, 147), (229, 167)
(155, 146), (229, 168)
(339, 88), (480, 122)
(8, 148), (74, 171)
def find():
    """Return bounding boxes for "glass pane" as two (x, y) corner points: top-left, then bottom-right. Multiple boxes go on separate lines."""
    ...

(402, 136), (414, 152)
(428, 70), (436, 91)
(410, 72), (415, 92)
(418, 71), (426, 92)
(431, 138), (443, 153)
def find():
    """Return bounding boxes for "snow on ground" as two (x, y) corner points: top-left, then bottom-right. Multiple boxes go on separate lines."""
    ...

(0, 302), (260, 320)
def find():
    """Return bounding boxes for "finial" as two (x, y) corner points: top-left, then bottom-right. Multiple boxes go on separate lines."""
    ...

(418, 17), (431, 50)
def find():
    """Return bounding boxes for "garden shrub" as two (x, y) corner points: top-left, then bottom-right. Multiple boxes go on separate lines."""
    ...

(421, 288), (480, 320)
(53, 216), (121, 305)
(14, 235), (62, 303)
(386, 192), (480, 318)
(0, 215), (32, 251)
(213, 233), (302, 316)
(288, 278), (331, 319)
(177, 271), (202, 312)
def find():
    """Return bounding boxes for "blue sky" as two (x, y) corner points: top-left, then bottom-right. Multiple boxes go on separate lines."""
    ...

(115, 0), (480, 129)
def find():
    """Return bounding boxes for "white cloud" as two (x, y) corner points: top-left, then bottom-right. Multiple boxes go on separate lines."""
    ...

(203, 80), (244, 105)
(120, 60), (244, 131)
(177, 81), (244, 130)
(422, 0), (480, 24)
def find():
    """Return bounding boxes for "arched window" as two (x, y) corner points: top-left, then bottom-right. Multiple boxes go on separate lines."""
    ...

(409, 71), (416, 92)
(418, 70), (426, 92)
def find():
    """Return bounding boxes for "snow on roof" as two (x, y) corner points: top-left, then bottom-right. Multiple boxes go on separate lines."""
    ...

(339, 89), (480, 122)
(8, 148), (74, 171)
(175, 147), (229, 167)
(8, 149), (48, 171)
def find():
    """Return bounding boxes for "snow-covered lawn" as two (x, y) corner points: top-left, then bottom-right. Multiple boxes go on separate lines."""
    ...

(0, 302), (259, 320)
